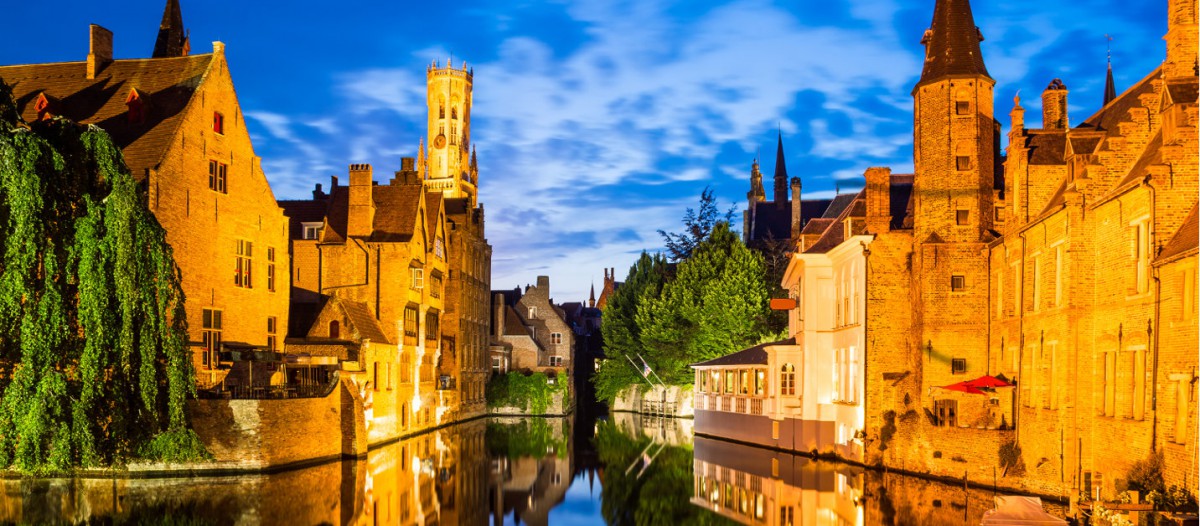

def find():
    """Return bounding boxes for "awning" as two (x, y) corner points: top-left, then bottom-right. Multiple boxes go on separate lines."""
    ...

(220, 350), (284, 362)
(980, 496), (1067, 525)
(965, 375), (1014, 389)
(937, 382), (986, 395)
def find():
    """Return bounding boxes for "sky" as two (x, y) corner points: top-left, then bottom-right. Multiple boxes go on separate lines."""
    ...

(0, 0), (1169, 303)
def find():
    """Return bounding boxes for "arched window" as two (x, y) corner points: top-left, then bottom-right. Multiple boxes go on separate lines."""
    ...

(439, 102), (445, 119)
(451, 106), (458, 119)
(781, 364), (796, 396)
(329, 320), (340, 339)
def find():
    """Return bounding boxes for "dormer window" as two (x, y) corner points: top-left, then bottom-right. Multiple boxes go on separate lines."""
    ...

(213, 112), (225, 134)
(34, 93), (57, 121)
(125, 89), (146, 124)
(301, 222), (323, 240)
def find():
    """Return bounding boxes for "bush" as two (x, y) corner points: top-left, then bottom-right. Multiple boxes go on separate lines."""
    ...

(998, 439), (1025, 477)
(1126, 450), (1165, 495)
(137, 428), (212, 464)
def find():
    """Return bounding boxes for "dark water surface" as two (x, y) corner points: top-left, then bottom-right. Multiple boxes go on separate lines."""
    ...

(0, 408), (1070, 525)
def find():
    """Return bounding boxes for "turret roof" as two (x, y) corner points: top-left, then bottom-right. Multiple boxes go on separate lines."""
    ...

(916, 0), (991, 88)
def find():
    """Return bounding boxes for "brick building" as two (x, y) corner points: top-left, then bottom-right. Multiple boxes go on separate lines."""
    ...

(0, 0), (290, 388)
(721, 0), (1198, 500)
(491, 277), (575, 376)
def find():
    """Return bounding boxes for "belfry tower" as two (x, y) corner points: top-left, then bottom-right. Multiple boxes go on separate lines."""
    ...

(424, 58), (477, 205)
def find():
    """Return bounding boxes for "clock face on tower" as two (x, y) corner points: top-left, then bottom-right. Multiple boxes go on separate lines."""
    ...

(433, 134), (447, 149)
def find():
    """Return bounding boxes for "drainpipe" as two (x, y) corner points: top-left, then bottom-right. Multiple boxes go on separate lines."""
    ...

(1015, 230), (1027, 443)
(1147, 175), (1160, 452)
(862, 238), (873, 459)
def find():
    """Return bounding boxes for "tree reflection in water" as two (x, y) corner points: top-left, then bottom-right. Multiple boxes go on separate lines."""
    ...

(0, 414), (1073, 525)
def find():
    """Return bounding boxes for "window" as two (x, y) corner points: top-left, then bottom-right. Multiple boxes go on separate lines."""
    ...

(491, 357), (502, 375)
(213, 112), (224, 134)
(951, 275), (965, 292)
(1054, 245), (1064, 307)
(549, 356), (564, 367)
(1183, 268), (1196, 319)
(404, 306), (418, 337)
(439, 103), (445, 119)
(1129, 220), (1150, 294)
(235, 240), (253, 288)
(780, 506), (795, 526)
(301, 222), (322, 240)
(724, 371), (735, 394)
(410, 267), (424, 290)
(995, 206), (1006, 224)
(451, 106), (458, 120)
(954, 210), (970, 226)
(267, 316), (277, 351)
(739, 370), (749, 395)
(551, 332), (562, 344)
(329, 320), (340, 339)
(952, 358), (967, 374)
(1032, 256), (1042, 311)
(267, 247), (276, 292)
(754, 370), (765, 395)
(202, 309), (222, 368)
(956, 155), (972, 171)
(956, 100), (970, 115)
(435, 237), (445, 259)
(425, 312), (439, 341)
(528, 307), (537, 319)
(780, 364), (796, 396)
(431, 273), (442, 299)
(934, 399), (958, 427)
(208, 160), (227, 193)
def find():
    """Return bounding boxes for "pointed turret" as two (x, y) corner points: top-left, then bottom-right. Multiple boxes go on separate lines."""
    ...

(152, 0), (189, 58)
(773, 132), (788, 206)
(470, 146), (479, 183)
(417, 137), (426, 178)
(589, 283), (596, 308)
(747, 158), (765, 203)
(916, 0), (990, 89)
(1103, 63), (1117, 106)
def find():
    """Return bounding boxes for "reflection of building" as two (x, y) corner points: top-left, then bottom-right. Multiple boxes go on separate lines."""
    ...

(691, 436), (864, 526)
(490, 277), (575, 375)
(487, 419), (575, 526)
(0, 0), (290, 388)
(720, 0), (1199, 498)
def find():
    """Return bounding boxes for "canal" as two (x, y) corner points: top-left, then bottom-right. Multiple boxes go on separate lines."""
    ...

(0, 404), (1073, 525)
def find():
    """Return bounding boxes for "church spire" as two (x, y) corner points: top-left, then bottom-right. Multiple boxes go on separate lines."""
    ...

(916, 0), (990, 89)
(1103, 35), (1117, 106)
(152, 0), (189, 58)
(589, 283), (596, 308)
(773, 131), (788, 205)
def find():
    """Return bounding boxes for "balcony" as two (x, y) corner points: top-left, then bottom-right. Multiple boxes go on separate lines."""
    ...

(697, 393), (769, 416)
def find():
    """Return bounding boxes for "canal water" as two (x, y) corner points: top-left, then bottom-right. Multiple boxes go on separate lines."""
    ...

(0, 407), (1070, 525)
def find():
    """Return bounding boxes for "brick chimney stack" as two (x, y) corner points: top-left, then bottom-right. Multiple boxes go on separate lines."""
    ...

(1041, 79), (1069, 129)
(87, 25), (113, 79)
(789, 177), (802, 238)
(346, 164), (375, 238)
(494, 293), (505, 339)
(864, 167), (892, 233)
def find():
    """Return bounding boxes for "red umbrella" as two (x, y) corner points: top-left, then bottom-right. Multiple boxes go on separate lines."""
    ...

(938, 381), (985, 395)
(965, 375), (1013, 389)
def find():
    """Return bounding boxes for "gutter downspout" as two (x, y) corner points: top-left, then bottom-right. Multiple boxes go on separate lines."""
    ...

(1146, 175), (1160, 452)
(1015, 230), (1027, 443)
(862, 237), (873, 462)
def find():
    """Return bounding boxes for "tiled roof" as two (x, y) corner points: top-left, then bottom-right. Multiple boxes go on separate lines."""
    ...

(1080, 66), (1161, 133)
(800, 217), (834, 235)
(1110, 131), (1163, 192)
(748, 198), (835, 243)
(1026, 131), (1067, 165)
(1156, 204), (1198, 265)
(504, 305), (528, 336)
(279, 198), (330, 239)
(338, 299), (391, 345)
(916, 0), (990, 88)
(691, 338), (796, 368)
(425, 191), (443, 240)
(1166, 78), (1199, 106)
(821, 194), (858, 219)
(805, 190), (866, 254)
(0, 54), (215, 178)
(368, 185), (424, 242)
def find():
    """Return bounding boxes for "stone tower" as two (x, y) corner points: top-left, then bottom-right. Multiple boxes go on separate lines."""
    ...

(424, 58), (477, 205)
(912, 0), (997, 243)
(912, 0), (999, 388)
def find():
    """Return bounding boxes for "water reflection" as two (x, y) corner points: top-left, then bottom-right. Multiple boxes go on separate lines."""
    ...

(0, 413), (1069, 525)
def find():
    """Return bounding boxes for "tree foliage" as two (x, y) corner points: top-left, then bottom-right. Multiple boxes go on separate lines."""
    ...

(594, 252), (670, 404)
(0, 79), (206, 472)
(656, 187), (735, 262)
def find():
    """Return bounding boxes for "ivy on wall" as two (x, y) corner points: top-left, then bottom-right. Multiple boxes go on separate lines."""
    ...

(485, 371), (568, 414)
(0, 80), (207, 472)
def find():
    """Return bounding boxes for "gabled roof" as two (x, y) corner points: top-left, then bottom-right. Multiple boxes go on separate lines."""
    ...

(804, 190), (867, 254)
(424, 191), (444, 241)
(1080, 66), (1161, 133)
(821, 193), (858, 219)
(1026, 131), (1067, 165)
(504, 305), (529, 337)
(1156, 204), (1199, 265)
(0, 54), (215, 178)
(748, 198), (835, 244)
(916, 0), (991, 88)
(279, 198), (330, 239)
(338, 299), (391, 345)
(369, 185), (424, 243)
(691, 338), (795, 368)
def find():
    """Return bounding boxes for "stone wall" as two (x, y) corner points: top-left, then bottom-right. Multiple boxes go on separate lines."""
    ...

(610, 384), (694, 418)
(488, 391), (572, 416)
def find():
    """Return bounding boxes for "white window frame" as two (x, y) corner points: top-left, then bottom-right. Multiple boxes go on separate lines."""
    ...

(301, 222), (323, 240)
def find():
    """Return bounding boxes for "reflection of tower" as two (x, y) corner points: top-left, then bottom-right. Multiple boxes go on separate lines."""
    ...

(425, 58), (478, 205)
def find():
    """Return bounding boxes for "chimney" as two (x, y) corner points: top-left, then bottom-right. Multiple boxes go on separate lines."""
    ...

(86, 25), (113, 79)
(789, 177), (802, 238)
(1010, 92), (1025, 131)
(330, 175), (339, 190)
(401, 157), (415, 172)
(392, 156), (420, 185)
(494, 293), (505, 339)
(312, 183), (325, 200)
(537, 275), (550, 294)
(1041, 79), (1069, 129)
(864, 167), (892, 233)
(346, 164), (375, 238)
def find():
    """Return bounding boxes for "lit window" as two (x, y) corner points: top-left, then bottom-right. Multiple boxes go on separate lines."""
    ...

(410, 267), (424, 290)
(780, 364), (795, 396)
(235, 240), (253, 288)
(213, 111), (224, 134)
(202, 309), (222, 368)
(208, 160), (227, 193)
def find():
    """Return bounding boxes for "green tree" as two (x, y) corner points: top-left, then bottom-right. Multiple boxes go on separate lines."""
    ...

(593, 252), (670, 404)
(657, 187), (735, 262)
(0, 79), (206, 472)
(638, 222), (772, 384)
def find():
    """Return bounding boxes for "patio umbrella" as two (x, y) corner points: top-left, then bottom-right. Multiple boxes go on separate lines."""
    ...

(937, 381), (986, 395)
(966, 375), (1013, 389)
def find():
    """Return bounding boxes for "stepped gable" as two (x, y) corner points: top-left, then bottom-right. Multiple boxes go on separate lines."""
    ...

(0, 54), (214, 177)
(1157, 203), (1199, 264)
(1080, 66), (1162, 133)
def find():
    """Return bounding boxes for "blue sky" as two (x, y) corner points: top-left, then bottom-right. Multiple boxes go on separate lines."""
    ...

(1, 0), (1168, 302)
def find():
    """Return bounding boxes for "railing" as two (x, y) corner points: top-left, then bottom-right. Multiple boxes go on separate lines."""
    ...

(196, 371), (340, 400)
(750, 399), (763, 415)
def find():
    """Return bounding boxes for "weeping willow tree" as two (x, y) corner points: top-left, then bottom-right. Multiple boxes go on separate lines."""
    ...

(0, 80), (207, 472)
